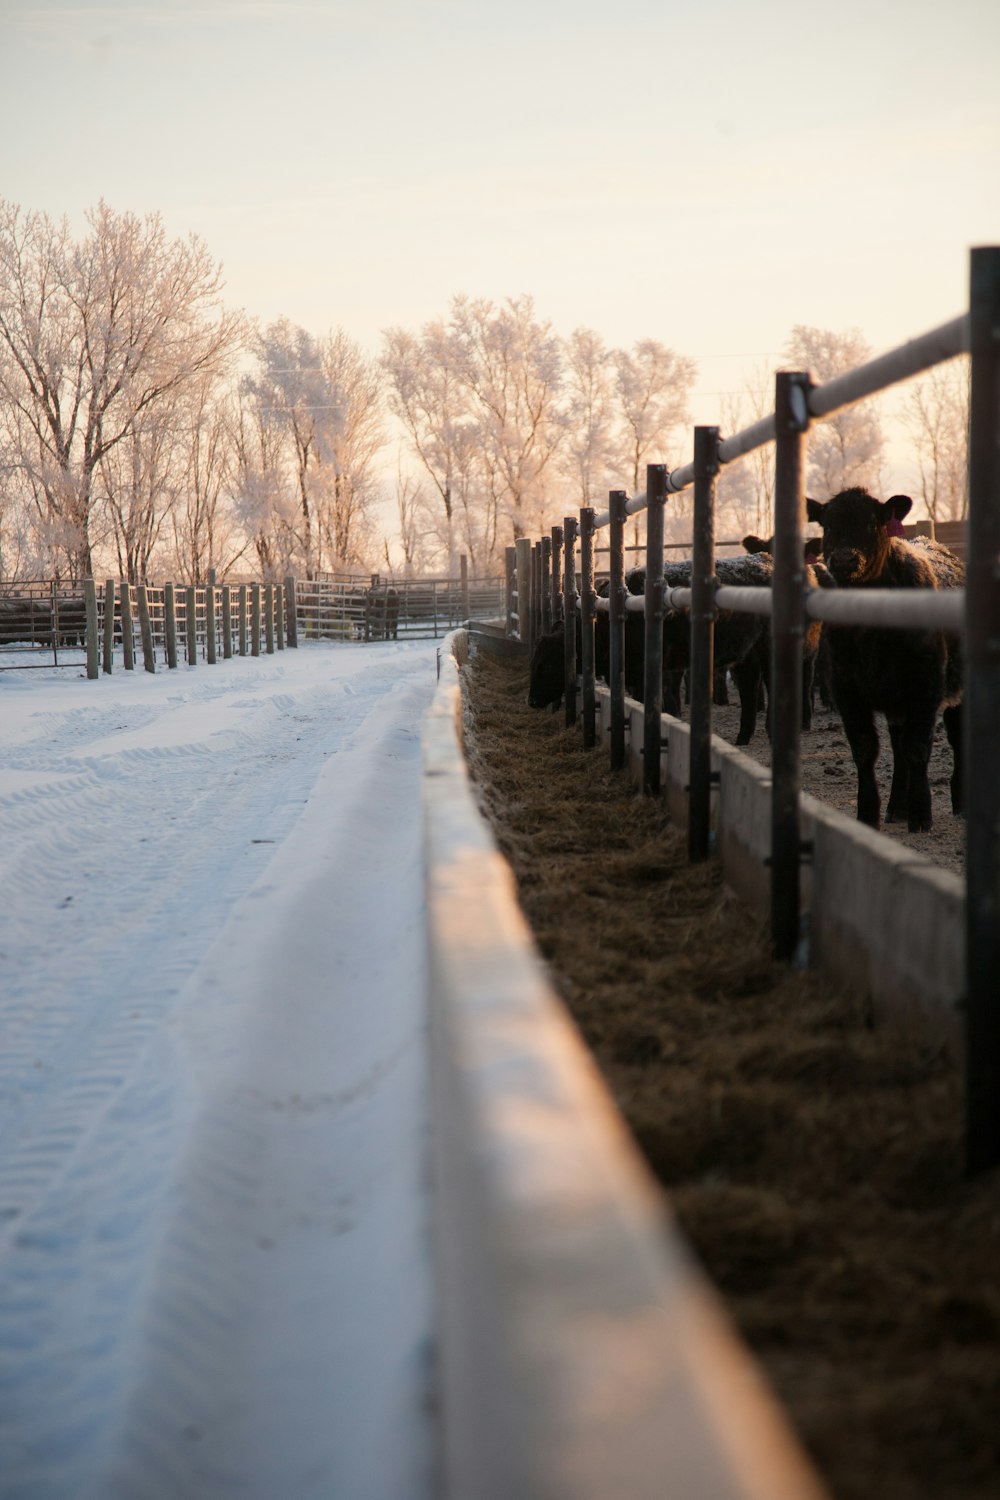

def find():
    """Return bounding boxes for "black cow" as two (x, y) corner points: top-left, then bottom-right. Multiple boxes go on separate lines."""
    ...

(527, 583), (614, 710)
(625, 554), (777, 745)
(741, 533), (833, 725)
(805, 488), (963, 832)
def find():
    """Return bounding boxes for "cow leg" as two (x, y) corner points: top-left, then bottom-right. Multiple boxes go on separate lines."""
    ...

(732, 659), (761, 746)
(894, 711), (937, 832)
(885, 721), (911, 824)
(943, 703), (963, 815)
(837, 692), (881, 827)
(663, 669), (683, 717)
(801, 657), (816, 731)
(713, 669), (729, 705)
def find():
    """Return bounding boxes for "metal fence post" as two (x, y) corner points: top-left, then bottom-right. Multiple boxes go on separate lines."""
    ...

(531, 542), (541, 651)
(563, 515), (578, 727)
(689, 427), (721, 861)
(643, 465), (667, 796)
(580, 508), (597, 749)
(965, 244), (1000, 1174)
(504, 547), (517, 636)
(609, 491), (627, 772)
(540, 535), (552, 634)
(515, 537), (532, 645)
(551, 526), (563, 625)
(770, 371), (811, 961)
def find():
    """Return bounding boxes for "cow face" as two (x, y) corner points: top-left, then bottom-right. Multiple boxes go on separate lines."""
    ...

(528, 627), (565, 709)
(806, 488), (912, 585)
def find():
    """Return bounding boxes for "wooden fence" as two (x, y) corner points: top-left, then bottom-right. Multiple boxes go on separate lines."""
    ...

(0, 562), (505, 674)
(505, 245), (999, 1175)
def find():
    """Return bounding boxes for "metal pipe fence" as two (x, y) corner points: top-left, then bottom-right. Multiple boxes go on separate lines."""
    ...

(509, 245), (999, 1175)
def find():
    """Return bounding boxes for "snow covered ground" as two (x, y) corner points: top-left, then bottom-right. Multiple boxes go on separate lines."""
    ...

(0, 641), (441, 1500)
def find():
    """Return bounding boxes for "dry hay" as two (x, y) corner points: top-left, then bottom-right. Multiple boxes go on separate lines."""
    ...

(460, 648), (1000, 1500)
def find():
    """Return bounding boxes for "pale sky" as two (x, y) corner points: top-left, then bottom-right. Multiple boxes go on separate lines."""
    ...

(2, 0), (998, 482)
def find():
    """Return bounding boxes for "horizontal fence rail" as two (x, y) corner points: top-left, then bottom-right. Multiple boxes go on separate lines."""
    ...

(505, 245), (999, 1177)
(593, 315), (971, 526)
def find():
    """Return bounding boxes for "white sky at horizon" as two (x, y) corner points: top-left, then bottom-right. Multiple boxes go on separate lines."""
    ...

(1, 0), (998, 503)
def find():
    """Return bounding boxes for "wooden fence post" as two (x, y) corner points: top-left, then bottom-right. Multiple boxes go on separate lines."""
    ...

(688, 427), (721, 862)
(84, 579), (99, 680)
(275, 584), (285, 649)
(136, 584), (156, 673)
(284, 576), (298, 647)
(222, 585), (233, 659)
(165, 584), (178, 668)
(206, 583), (217, 664)
(239, 584), (249, 656)
(642, 465), (666, 796)
(186, 586), (198, 665)
(103, 579), (115, 674)
(460, 554), (470, 622)
(265, 583), (275, 653)
(251, 584), (261, 656)
(121, 582), (135, 671)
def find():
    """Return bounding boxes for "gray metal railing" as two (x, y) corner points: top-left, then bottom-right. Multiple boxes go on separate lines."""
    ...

(510, 245), (999, 1176)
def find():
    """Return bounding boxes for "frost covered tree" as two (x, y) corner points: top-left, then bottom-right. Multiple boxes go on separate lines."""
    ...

(248, 321), (329, 577)
(560, 327), (616, 506)
(0, 200), (245, 577)
(317, 328), (384, 569)
(381, 320), (478, 573)
(449, 295), (566, 542)
(166, 380), (250, 583)
(900, 357), (969, 522)
(785, 325), (884, 498)
(609, 339), (697, 496)
(95, 399), (178, 582)
(230, 380), (298, 580)
(245, 322), (384, 577)
(716, 363), (777, 542)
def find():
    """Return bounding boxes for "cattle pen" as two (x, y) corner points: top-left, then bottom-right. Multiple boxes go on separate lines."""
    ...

(493, 246), (999, 1178)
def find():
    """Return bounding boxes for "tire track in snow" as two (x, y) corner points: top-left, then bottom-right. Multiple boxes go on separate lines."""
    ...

(0, 644), (439, 1500)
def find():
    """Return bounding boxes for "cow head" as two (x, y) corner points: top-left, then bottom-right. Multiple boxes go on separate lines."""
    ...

(528, 626), (566, 709)
(743, 533), (824, 563)
(805, 489), (912, 584)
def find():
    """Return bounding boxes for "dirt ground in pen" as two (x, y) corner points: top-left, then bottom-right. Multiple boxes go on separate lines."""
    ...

(459, 649), (1000, 1500)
